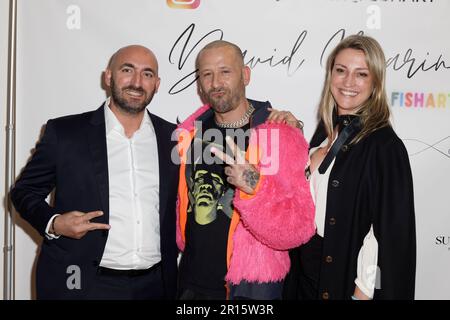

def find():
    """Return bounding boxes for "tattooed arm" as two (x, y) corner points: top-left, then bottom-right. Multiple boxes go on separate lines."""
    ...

(243, 168), (260, 191)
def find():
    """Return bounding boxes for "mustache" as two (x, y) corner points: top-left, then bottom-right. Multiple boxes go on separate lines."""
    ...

(123, 86), (145, 94)
(208, 88), (227, 95)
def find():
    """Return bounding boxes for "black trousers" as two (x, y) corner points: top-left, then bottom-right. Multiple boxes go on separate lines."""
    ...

(86, 263), (164, 300)
(283, 234), (323, 300)
(178, 287), (226, 300)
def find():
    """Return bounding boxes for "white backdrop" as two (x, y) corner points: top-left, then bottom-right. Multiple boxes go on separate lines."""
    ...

(3, 0), (449, 299)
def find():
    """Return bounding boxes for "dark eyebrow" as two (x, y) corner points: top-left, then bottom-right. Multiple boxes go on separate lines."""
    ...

(143, 67), (156, 74)
(120, 63), (135, 69)
(120, 63), (156, 74)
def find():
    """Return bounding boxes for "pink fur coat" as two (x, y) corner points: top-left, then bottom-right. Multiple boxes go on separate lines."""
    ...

(176, 105), (315, 284)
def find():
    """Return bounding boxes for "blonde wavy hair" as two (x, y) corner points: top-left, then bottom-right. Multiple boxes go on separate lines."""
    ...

(318, 34), (391, 144)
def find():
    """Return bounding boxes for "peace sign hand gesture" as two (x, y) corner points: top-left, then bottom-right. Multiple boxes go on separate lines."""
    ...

(211, 136), (260, 195)
(51, 210), (111, 239)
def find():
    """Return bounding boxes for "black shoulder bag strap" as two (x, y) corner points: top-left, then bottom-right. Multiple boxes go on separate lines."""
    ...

(318, 117), (361, 174)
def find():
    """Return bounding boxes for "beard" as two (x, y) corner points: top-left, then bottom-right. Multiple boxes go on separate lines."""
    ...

(206, 87), (243, 114)
(110, 77), (154, 115)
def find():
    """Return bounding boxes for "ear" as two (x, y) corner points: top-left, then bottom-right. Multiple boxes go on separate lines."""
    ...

(155, 77), (161, 93)
(243, 66), (251, 86)
(104, 69), (112, 87)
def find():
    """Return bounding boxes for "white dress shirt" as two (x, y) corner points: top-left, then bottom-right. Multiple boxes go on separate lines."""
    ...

(100, 100), (161, 270)
(310, 138), (378, 299)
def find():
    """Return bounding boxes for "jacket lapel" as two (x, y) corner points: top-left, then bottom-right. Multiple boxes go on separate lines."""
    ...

(88, 105), (109, 220)
(150, 112), (169, 224)
(249, 99), (271, 128)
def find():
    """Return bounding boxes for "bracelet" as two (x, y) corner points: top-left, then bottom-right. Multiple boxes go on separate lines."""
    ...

(51, 216), (60, 236)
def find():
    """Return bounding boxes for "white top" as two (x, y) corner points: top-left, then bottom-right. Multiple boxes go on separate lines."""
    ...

(309, 138), (378, 298)
(100, 100), (161, 270)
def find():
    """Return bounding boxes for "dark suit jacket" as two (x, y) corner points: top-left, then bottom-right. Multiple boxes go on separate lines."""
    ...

(284, 120), (416, 300)
(10, 105), (179, 299)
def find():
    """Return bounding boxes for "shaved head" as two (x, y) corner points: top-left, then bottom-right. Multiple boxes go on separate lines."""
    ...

(105, 44), (161, 115)
(195, 40), (250, 116)
(196, 40), (244, 70)
(108, 45), (159, 75)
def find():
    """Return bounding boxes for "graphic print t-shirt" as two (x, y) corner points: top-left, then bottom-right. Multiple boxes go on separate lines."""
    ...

(179, 116), (250, 297)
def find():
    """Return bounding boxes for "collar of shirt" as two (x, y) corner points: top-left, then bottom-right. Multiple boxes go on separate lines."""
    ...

(104, 97), (154, 137)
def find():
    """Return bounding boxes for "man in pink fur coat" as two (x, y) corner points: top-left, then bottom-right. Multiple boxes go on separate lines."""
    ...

(175, 40), (315, 300)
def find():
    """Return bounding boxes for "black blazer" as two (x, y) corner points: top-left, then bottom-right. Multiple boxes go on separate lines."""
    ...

(285, 120), (416, 300)
(310, 122), (416, 300)
(11, 105), (179, 299)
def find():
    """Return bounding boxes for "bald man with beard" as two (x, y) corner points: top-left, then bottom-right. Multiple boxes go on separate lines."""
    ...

(11, 45), (179, 299)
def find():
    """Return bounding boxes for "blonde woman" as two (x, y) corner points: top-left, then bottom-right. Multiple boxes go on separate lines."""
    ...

(284, 35), (416, 300)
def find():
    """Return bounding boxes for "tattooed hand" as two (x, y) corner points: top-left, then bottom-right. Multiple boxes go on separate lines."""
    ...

(243, 168), (260, 191)
(211, 136), (260, 195)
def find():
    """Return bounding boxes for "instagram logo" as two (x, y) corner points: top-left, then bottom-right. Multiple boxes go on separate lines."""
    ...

(167, 0), (200, 9)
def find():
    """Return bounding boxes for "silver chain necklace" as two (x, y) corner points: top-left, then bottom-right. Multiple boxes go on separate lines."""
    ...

(214, 104), (255, 129)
